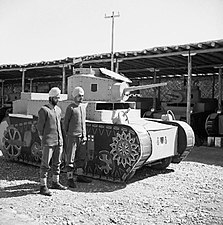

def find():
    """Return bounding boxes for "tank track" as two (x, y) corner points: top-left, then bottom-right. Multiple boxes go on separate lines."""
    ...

(146, 119), (195, 163)
(171, 145), (193, 163)
(83, 122), (152, 182)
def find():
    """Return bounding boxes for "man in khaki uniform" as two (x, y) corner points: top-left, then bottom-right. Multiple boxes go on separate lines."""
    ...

(37, 87), (67, 196)
(64, 86), (91, 188)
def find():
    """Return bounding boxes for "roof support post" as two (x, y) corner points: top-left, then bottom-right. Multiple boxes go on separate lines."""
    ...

(115, 59), (123, 74)
(212, 74), (215, 99)
(158, 75), (161, 108)
(153, 70), (157, 110)
(218, 67), (222, 112)
(115, 59), (119, 73)
(62, 65), (66, 94)
(20, 69), (26, 92)
(186, 51), (192, 125)
(0, 80), (4, 107)
(28, 78), (33, 92)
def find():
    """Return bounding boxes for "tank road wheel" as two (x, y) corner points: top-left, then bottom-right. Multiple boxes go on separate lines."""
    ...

(2, 126), (22, 159)
(150, 157), (172, 170)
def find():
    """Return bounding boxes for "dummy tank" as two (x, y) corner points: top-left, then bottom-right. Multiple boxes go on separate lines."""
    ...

(0, 68), (195, 182)
(146, 83), (218, 146)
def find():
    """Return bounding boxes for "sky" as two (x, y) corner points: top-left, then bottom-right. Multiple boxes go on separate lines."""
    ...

(0, 0), (223, 65)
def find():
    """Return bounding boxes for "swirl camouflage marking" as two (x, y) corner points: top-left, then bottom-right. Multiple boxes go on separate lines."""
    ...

(110, 131), (139, 168)
(84, 122), (145, 182)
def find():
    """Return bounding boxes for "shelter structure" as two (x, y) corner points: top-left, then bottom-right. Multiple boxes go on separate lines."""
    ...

(0, 39), (223, 124)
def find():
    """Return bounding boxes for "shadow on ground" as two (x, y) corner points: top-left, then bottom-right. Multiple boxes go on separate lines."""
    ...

(0, 156), (127, 195)
(184, 146), (223, 167)
(0, 155), (40, 198)
(70, 167), (175, 193)
(0, 155), (174, 195)
(0, 183), (39, 198)
(1, 145), (221, 197)
(127, 167), (174, 184)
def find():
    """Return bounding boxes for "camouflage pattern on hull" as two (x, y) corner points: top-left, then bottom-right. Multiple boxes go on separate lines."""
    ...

(1, 115), (194, 182)
(84, 122), (151, 182)
(1, 115), (41, 166)
(1, 115), (152, 182)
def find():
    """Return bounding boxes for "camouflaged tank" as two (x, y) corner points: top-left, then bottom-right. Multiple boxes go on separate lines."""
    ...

(0, 68), (195, 182)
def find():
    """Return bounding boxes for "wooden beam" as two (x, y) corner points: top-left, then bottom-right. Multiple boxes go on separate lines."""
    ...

(1, 75), (63, 82)
(218, 67), (222, 112)
(62, 66), (66, 94)
(153, 70), (157, 109)
(21, 69), (26, 92)
(1, 80), (4, 107)
(28, 78), (33, 92)
(81, 47), (223, 64)
(115, 59), (119, 73)
(119, 63), (222, 74)
(0, 62), (74, 72)
(186, 52), (192, 125)
(212, 74), (215, 99)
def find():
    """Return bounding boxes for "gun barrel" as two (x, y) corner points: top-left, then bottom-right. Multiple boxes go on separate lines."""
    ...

(124, 82), (167, 94)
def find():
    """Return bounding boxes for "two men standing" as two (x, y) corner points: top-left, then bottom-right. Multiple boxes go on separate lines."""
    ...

(37, 86), (90, 196)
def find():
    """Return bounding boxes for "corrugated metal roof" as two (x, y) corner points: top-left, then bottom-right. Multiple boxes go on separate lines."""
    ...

(81, 39), (223, 80)
(0, 39), (222, 84)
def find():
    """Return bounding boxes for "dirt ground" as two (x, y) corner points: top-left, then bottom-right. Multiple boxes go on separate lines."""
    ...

(0, 146), (223, 225)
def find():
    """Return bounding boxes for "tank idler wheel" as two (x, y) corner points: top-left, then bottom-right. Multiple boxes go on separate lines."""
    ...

(150, 157), (172, 170)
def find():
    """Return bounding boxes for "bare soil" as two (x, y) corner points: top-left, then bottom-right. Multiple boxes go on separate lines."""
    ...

(0, 146), (223, 225)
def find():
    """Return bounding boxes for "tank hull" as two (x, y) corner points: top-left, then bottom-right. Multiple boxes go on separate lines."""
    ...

(0, 114), (195, 182)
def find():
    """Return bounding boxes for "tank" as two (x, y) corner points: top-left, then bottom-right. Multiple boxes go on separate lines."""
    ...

(205, 111), (223, 137)
(0, 68), (195, 182)
(147, 85), (217, 146)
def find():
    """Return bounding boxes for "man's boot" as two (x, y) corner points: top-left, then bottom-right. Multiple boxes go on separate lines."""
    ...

(40, 178), (52, 196)
(76, 168), (92, 183)
(51, 175), (67, 190)
(67, 171), (76, 188)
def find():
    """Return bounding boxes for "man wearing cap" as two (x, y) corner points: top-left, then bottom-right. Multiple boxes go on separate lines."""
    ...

(64, 86), (91, 188)
(37, 87), (67, 196)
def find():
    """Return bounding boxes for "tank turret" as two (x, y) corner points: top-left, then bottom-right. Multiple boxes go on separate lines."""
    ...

(68, 67), (166, 102)
(68, 68), (167, 122)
